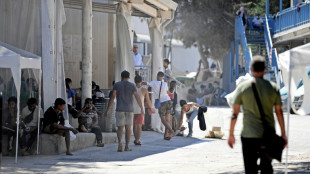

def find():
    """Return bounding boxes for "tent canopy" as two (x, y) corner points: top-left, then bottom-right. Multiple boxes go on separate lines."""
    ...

(278, 42), (310, 115)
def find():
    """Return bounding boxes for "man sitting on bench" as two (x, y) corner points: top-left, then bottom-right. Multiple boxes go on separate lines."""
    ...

(42, 98), (78, 155)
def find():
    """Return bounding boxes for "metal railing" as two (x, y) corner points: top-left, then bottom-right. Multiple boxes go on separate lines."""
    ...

(274, 2), (310, 33)
(135, 65), (152, 82)
(235, 16), (253, 73)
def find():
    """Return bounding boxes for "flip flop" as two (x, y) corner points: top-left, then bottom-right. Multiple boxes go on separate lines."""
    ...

(124, 147), (132, 151)
(134, 141), (142, 146)
(164, 137), (170, 140)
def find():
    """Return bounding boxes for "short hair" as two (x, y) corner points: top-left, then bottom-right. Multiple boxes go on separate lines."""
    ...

(121, 71), (130, 79)
(133, 45), (138, 48)
(96, 85), (100, 90)
(85, 98), (93, 104)
(164, 59), (170, 64)
(27, 98), (37, 105)
(250, 55), (266, 72)
(54, 98), (66, 107)
(214, 81), (219, 85)
(65, 78), (72, 84)
(8, 97), (17, 104)
(200, 84), (206, 89)
(134, 75), (142, 83)
(180, 100), (187, 107)
(157, 71), (164, 77)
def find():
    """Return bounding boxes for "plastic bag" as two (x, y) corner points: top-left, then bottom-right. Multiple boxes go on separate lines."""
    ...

(65, 124), (76, 141)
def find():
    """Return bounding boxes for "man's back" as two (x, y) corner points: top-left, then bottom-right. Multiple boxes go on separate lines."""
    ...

(113, 81), (136, 112)
(233, 77), (282, 138)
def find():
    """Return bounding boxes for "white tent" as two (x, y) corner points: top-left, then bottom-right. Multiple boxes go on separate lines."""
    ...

(278, 42), (310, 172)
(0, 41), (42, 163)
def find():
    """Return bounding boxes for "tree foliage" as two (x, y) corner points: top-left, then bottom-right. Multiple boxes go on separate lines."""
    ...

(166, 0), (290, 81)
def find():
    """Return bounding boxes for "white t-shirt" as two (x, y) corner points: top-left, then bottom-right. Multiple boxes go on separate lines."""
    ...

(21, 106), (44, 127)
(132, 52), (144, 69)
(147, 81), (171, 103)
(252, 17), (263, 26)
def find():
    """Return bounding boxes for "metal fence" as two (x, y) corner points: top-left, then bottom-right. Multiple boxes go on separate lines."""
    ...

(135, 65), (152, 82)
(274, 3), (310, 33)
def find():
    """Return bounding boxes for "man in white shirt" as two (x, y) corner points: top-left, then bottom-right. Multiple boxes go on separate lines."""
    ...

(132, 45), (144, 70)
(20, 98), (43, 156)
(142, 71), (174, 140)
(252, 15), (263, 30)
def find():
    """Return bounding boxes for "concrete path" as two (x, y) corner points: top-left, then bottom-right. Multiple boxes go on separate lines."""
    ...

(2, 107), (310, 173)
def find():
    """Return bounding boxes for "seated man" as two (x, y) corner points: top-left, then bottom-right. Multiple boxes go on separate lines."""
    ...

(19, 98), (43, 156)
(204, 81), (220, 106)
(252, 15), (263, 31)
(43, 98), (78, 155)
(76, 98), (104, 147)
(3, 97), (17, 152)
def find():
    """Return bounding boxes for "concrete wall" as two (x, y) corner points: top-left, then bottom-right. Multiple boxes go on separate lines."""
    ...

(63, 8), (115, 90)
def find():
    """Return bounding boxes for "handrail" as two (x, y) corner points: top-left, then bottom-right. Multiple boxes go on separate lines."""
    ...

(274, 2), (310, 33)
(235, 16), (252, 73)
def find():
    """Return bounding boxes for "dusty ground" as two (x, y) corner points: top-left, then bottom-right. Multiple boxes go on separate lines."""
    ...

(2, 107), (310, 174)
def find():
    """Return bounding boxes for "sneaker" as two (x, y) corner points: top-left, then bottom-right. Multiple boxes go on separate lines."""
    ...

(187, 133), (193, 137)
(97, 141), (105, 147)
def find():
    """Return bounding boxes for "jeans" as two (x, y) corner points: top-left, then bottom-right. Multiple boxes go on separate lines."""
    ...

(20, 128), (38, 149)
(241, 137), (273, 174)
(91, 126), (102, 143)
(187, 110), (198, 134)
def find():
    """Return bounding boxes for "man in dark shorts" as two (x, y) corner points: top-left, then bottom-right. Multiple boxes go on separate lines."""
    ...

(43, 98), (78, 155)
(105, 71), (144, 152)
(143, 72), (174, 140)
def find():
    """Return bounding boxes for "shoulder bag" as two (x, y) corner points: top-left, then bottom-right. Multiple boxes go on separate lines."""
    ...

(252, 82), (285, 162)
(154, 82), (162, 109)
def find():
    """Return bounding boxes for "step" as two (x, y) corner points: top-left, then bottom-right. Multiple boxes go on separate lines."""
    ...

(2, 132), (117, 156)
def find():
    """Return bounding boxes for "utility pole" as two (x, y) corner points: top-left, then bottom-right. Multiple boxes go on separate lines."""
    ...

(266, 0), (270, 16)
(82, 0), (92, 106)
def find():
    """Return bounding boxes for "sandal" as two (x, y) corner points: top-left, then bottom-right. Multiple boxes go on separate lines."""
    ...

(124, 147), (132, 151)
(164, 137), (171, 140)
(134, 141), (142, 146)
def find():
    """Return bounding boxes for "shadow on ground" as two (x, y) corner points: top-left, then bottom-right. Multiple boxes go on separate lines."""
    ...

(219, 162), (310, 174)
(2, 131), (214, 173)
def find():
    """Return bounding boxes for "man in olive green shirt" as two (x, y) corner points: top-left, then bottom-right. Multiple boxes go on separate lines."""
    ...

(228, 56), (287, 173)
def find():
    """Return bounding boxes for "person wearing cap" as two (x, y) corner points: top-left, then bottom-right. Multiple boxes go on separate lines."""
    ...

(142, 71), (175, 140)
(105, 71), (144, 152)
(132, 45), (144, 71)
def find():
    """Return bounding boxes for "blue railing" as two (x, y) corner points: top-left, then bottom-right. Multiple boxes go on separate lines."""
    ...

(235, 16), (252, 73)
(274, 2), (310, 33)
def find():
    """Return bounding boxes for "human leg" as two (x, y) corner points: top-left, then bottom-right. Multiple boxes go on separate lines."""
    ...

(260, 151), (273, 174)
(91, 126), (104, 147)
(26, 128), (38, 149)
(241, 137), (260, 174)
(125, 125), (132, 151)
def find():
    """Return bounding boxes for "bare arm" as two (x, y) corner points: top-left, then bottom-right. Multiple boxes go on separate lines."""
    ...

(179, 108), (185, 130)
(73, 95), (76, 106)
(143, 89), (154, 112)
(228, 104), (240, 148)
(275, 105), (287, 147)
(134, 91), (145, 115)
(105, 90), (116, 116)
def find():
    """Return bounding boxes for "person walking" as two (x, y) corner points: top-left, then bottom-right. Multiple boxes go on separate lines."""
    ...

(132, 75), (155, 146)
(105, 71), (144, 152)
(228, 56), (287, 173)
(143, 72), (174, 140)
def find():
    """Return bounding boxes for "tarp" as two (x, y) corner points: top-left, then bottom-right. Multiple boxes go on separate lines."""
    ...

(115, 3), (135, 82)
(0, 41), (41, 163)
(278, 43), (310, 115)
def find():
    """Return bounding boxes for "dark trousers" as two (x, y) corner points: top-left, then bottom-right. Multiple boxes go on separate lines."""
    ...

(91, 126), (102, 143)
(3, 129), (16, 150)
(20, 128), (38, 149)
(143, 108), (152, 130)
(241, 137), (273, 174)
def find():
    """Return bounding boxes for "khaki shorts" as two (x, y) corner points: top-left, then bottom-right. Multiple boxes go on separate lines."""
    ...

(116, 112), (134, 126)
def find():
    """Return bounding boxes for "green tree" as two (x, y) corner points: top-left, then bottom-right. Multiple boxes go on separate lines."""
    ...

(166, 0), (289, 81)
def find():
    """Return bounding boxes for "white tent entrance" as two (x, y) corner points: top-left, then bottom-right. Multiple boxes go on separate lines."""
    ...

(278, 43), (310, 172)
(0, 41), (42, 163)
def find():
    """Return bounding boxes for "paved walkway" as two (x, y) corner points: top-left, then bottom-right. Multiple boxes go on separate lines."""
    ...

(2, 107), (310, 173)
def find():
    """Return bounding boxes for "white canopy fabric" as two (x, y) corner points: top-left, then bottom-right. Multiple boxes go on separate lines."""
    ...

(0, 41), (42, 163)
(115, 3), (135, 82)
(149, 18), (164, 81)
(278, 43), (310, 115)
